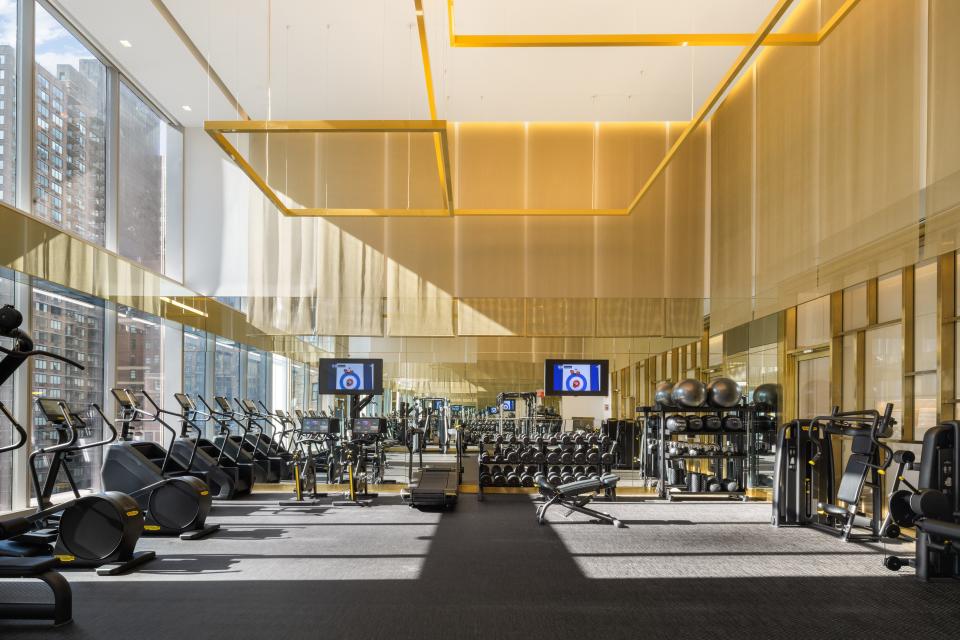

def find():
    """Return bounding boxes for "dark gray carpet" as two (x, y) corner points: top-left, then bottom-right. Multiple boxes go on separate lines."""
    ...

(1, 494), (957, 639)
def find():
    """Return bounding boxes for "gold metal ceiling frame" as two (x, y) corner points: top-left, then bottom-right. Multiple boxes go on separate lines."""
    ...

(446, 0), (856, 48)
(204, 119), (455, 217)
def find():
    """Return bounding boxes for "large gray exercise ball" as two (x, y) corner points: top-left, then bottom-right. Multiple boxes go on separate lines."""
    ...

(706, 377), (742, 408)
(753, 383), (780, 410)
(654, 380), (674, 406)
(671, 378), (707, 408)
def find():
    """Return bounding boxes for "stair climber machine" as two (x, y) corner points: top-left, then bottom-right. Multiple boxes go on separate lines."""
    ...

(211, 395), (284, 483)
(0, 304), (154, 575)
(235, 398), (294, 479)
(165, 392), (247, 499)
(196, 394), (258, 490)
(100, 388), (219, 540)
(260, 402), (299, 455)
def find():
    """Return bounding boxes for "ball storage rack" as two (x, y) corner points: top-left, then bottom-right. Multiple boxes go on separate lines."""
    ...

(641, 401), (760, 501)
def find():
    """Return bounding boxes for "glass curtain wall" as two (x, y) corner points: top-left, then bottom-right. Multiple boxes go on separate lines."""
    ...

(33, 3), (107, 245)
(214, 338), (240, 404)
(116, 306), (164, 443)
(30, 282), (105, 498)
(0, 271), (16, 511)
(183, 326), (206, 398)
(118, 82), (182, 273)
(0, 2), (16, 206)
(245, 347), (269, 407)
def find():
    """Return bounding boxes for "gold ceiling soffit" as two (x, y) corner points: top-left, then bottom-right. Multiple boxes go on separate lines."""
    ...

(204, 119), (455, 217)
(413, 0), (452, 214)
(446, 0), (852, 48)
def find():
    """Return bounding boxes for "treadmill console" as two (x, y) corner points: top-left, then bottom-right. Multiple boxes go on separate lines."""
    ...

(36, 398), (69, 423)
(301, 416), (338, 435)
(214, 396), (232, 413)
(352, 417), (385, 436)
(241, 399), (258, 414)
(174, 392), (196, 411)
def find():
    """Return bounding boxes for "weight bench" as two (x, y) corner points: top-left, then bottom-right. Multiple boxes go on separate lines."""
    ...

(536, 473), (625, 528)
(0, 557), (72, 627)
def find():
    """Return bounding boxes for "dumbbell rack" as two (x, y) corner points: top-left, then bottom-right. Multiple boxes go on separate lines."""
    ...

(643, 403), (755, 501)
(476, 435), (616, 502)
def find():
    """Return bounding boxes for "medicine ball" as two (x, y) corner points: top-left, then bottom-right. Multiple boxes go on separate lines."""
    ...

(665, 414), (688, 433)
(707, 377), (742, 408)
(686, 416), (703, 431)
(722, 415), (743, 431)
(671, 378), (707, 408)
(654, 380), (675, 407)
(753, 383), (780, 410)
(702, 415), (722, 431)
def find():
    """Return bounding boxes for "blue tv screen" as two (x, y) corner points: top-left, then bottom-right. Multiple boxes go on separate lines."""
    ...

(544, 359), (609, 396)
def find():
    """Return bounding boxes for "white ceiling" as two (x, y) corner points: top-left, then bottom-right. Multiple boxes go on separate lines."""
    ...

(56, 0), (781, 125)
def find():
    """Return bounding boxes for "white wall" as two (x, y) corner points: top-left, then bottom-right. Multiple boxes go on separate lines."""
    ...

(183, 128), (251, 297)
(561, 395), (607, 429)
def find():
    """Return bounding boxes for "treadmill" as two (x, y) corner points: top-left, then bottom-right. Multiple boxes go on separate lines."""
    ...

(404, 423), (461, 509)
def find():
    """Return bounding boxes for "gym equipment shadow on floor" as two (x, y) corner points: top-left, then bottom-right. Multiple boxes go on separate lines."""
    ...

(1, 497), (957, 639)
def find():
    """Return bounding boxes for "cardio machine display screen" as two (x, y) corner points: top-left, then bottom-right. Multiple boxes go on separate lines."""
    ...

(502, 399), (516, 411)
(544, 359), (609, 397)
(318, 359), (383, 395)
(174, 393), (195, 411)
(301, 417), (337, 435)
(352, 417), (384, 435)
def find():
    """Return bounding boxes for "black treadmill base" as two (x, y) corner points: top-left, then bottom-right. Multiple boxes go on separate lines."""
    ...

(179, 524), (220, 541)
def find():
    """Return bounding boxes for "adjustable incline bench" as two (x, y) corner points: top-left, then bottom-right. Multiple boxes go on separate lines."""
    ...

(536, 473), (625, 528)
(0, 557), (72, 627)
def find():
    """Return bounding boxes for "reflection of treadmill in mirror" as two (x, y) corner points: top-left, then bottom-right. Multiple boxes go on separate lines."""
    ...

(165, 392), (250, 499)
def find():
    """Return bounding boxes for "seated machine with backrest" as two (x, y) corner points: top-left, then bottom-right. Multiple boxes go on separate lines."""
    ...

(772, 404), (895, 542)
(883, 421), (959, 580)
(535, 473), (624, 527)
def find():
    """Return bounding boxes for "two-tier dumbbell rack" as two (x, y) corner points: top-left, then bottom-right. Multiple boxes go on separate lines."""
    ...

(476, 433), (617, 501)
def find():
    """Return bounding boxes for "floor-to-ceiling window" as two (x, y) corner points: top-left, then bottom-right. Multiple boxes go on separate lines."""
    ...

(0, 270), (16, 512)
(118, 81), (182, 274)
(0, 2), (17, 207)
(214, 337), (240, 402)
(33, 3), (107, 245)
(30, 282), (104, 498)
(116, 306), (163, 443)
(183, 326), (206, 398)
(245, 347), (268, 407)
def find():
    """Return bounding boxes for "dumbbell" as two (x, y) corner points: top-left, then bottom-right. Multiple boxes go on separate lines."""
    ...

(547, 467), (561, 485)
(559, 433), (573, 445)
(479, 469), (492, 485)
(572, 450), (587, 465)
(601, 451), (615, 464)
(586, 449), (600, 464)
(599, 435), (611, 448)
(526, 465), (539, 476)
(560, 468), (575, 484)
(505, 448), (520, 463)
(546, 449), (561, 464)
(687, 416), (704, 431)
(521, 436), (531, 446)
(519, 447), (533, 463)
(535, 434), (545, 445)
(479, 451), (492, 464)
(548, 435), (559, 446)
(559, 450), (574, 464)
(494, 434), (504, 444)
(491, 466), (506, 486)
(532, 449), (547, 464)
(520, 470), (535, 487)
(573, 432), (585, 445)
(587, 434), (599, 446)
(505, 466), (520, 487)
(575, 470), (588, 482)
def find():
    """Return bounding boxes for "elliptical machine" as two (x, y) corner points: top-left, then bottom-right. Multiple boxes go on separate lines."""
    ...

(0, 304), (153, 575)
(100, 388), (219, 540)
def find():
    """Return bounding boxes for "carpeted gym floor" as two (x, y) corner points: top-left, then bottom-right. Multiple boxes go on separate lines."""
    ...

(1, 494), (958, 639)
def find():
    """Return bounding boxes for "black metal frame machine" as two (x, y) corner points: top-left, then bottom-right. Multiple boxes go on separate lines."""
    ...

(771, 404), (895, 542)
(0, 305), (154, 578)
(883, 420), (959, 580)
(210, 395), (284, 483)
(100, 388), (219, 540)
(403, 422), (461, 509)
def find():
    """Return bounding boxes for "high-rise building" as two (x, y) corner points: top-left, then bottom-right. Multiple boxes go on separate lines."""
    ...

(0, 44), (16, 208)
